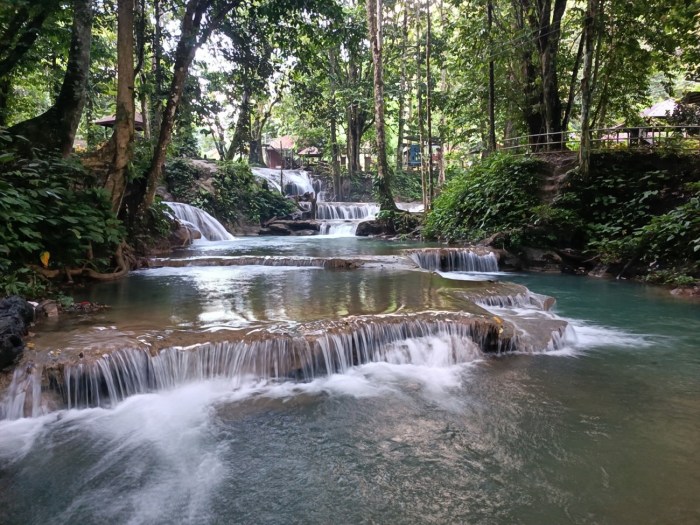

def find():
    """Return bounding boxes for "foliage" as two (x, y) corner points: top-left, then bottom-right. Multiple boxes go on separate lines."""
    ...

(424, 153), (545, 243)
(0, 132), (125, 297)
(643, 269), (697, 287)
(164, 159), (295, 225)
(547, 154), (700, 279)
(375, 209), (421, 235)
(391, 168), (423, 202)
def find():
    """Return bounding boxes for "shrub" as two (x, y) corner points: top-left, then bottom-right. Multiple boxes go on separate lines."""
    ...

(424, 153), (545, 244)
(0, 142), (124, 297)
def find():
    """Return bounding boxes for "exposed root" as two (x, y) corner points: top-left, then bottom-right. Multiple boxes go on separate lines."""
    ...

(30, 243), (130, 282)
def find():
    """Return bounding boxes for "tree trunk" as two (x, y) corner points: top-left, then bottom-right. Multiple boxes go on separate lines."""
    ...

(226, 87), (250, 160)
(579, 0), (598, 178)
(487, 0), (497, 153)
(0, 76), (10, 126)
(8, 0), (92, 156)
(249, 96), (278, 165)
(366, 0), (397, 211)
(425, 0), (434, 209)
(347, 101), (365, 176)
(536, 0), (566, 149)
(415, 2), (427, 209)
(328, 51), (343, 200)
(395, 5), (408, 172)
(138, 0), (217, 214)
(103, 0), (136, 213)
(151, 0), (164, 135)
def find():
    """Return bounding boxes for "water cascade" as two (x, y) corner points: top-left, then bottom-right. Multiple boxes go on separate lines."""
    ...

(407, 248), (500, 272)
(251, 168), (315, 196)
(0, 311), (569, 419)
(318, 202), (380, 236)
(316, 203), (380, 220)
(164, 202), (235, 241)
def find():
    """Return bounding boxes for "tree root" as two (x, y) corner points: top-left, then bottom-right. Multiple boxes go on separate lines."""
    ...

(29, 243), (131, 282)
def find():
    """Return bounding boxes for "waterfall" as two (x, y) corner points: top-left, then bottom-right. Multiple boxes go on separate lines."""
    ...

(251, 168), (315, 196)
(407, 249), (499, 272)
(319, 222), (363, 236)
(475, 292), (555, 310)
(0, 311), (571, 418)
(164, 202), (235, 241)
(316, 203), (380, 220)
(318, 202), (379, 237)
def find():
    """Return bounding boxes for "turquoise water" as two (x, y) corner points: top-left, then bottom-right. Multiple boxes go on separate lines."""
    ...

(0, 240), (698, 525)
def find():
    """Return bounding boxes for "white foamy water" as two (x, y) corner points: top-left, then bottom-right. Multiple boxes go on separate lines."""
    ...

(486, 304), (654, 357)
(319, 221), (362, 237)
(437, 270), (511, 281)
(164, 202), (235, 241)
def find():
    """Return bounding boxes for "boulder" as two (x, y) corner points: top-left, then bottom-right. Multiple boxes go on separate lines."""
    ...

(520, 247), (563, 272)
(0, 296), (34, 369)
(356, 220), (392, 237)
(670, 286), (700, 298)
(36, 300), (59, 317)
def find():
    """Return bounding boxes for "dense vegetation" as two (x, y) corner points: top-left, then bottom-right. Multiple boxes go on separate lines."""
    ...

(424, 154), (545, 243)
(424, 152), (700, 284)
(0, 137), (123, 296)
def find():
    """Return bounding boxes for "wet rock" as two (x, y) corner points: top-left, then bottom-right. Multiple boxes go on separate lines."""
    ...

(36, 300), (59, 318)
(520, 247), (562, 272)
(356, 220), (390, 237)
(264, 223), (292, 235)
(169, 223), (200, 247)
(589, 264), (613, 278)
(261, 220), (321, 236)
(670, 286), (700, 298)
(0, 296), (34, 369)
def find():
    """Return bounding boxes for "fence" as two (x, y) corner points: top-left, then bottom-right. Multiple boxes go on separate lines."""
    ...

(499, 126), (700, 155)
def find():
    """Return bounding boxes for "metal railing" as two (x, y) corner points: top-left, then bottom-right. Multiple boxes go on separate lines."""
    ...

(499, 126), (700, 155)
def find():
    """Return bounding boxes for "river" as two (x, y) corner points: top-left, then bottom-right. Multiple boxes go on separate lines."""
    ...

(0, 236), (698, 524)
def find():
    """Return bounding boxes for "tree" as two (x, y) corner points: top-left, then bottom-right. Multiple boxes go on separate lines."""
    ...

(366, 0), (397, 211)
(103, 0), (136, 213)
(8, 0), (92, 156)
(138, 0), (242, 214)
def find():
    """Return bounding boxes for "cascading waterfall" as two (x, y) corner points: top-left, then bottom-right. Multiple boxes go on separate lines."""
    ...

(407, 249), (500, 272)
(251, 168), (315, 196)
(318, 202), (379, 236)
(164, 202), (235, 241)
(0, 312), (569, 419)
(316, 203), (380, 220)
(475, 292), (556, 310)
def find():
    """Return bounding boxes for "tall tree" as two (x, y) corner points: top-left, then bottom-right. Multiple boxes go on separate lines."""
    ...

(579, 0), (599, 179)
(366, 0), (397, 211)
(103, 0), (136, 213)
(139, 0), (241, 214)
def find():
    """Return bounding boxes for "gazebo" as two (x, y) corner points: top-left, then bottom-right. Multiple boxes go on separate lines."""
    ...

(92, 112), (145, 131)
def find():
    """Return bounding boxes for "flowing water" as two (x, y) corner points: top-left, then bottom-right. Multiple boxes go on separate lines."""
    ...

(0, 236), (699, 525)
(164, 202), (235, 241)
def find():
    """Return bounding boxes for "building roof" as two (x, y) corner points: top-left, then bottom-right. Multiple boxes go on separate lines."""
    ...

(640, 98), (677, 119)
(92, 112), (145, 130)
(265, 135), (296, 150)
